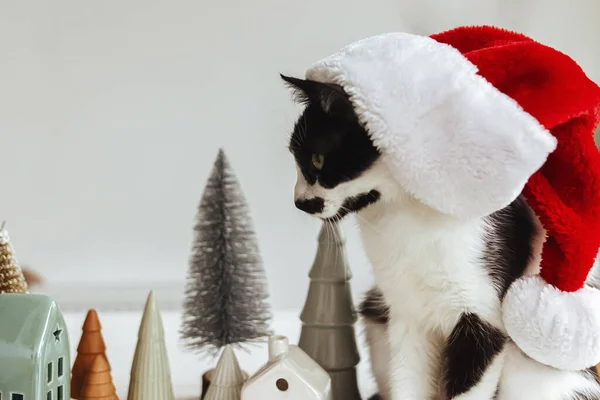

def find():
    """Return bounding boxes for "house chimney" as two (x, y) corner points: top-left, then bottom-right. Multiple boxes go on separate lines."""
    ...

(268, 335), (289, 361)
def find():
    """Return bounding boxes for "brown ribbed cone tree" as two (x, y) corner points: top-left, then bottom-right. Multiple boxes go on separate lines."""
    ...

(81, 355), (119, 400)
(0, 222), (28, 293)
(72, 310), (111, 399)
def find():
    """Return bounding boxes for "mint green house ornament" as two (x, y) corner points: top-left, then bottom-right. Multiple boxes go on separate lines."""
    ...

(0, 293), (71, 400)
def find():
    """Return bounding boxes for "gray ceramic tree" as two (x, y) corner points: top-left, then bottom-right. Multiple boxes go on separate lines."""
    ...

(298, 222), (361, 400)
(181, 149), (272, 400)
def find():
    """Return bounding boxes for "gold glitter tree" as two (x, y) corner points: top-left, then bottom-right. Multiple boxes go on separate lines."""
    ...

(0, 222), (28, 293)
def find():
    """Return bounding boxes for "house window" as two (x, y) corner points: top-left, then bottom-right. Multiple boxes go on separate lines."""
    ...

(57, 386), (63, 400)
(47, 361), (53, 383)
(58, 357), (64, 377)
(276, 378), (289, 391)
(47, 391), (52, 400)
(11, 394), (24, 400)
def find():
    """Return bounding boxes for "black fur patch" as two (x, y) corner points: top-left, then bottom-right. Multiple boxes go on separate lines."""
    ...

(359, 286), (389, 324)
(367, 395), (383, 400)
(294, 198), (324, 214)
(282, 75), (380, 190)
(444, 313), (507, 398)
(570, 392), (600, 400)
(493, 385), (500, 399)
(326, 190), (381, 222)
(587, 366), (599, 383)
(483, 196), (536, 298)
(568, 368), (600, 399)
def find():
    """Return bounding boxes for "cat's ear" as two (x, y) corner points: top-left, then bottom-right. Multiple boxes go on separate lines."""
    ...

(281, 74), (356, 120)
(316, 83), (355, 120)
(280, 74), (313, 105)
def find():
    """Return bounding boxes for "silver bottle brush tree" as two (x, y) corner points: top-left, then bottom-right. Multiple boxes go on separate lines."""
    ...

(180, 149), (273, 400)
(298, 222), (361, 400)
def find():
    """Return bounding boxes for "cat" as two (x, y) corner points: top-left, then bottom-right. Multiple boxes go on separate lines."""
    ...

(282, 74), (600, 400)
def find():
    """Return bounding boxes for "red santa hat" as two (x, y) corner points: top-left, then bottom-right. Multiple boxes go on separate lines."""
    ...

(305, 25), (600, 370)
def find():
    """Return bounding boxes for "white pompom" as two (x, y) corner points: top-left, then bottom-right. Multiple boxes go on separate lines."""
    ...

(503, 275), (600, 370)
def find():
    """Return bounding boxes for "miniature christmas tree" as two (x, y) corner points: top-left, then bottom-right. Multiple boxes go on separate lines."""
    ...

(180, 149), (272, 400)
(204, 345), (246, 400)
(0, 222), (28, 293)
(298, 222), (362, 400)
(81, 355), (119, 400)
(127, 291), (175, 400)
(72, 309), (111, 399)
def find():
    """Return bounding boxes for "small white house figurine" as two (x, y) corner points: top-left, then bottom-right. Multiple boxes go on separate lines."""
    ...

(241, 335), (332, 400)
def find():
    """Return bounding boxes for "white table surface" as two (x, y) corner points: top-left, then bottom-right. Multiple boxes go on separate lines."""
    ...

(63, 309), (378, 399)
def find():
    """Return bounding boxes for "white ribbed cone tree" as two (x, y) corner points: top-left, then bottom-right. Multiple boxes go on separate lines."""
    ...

(127, 291), (175, 400)
(204, 345), (245, 400)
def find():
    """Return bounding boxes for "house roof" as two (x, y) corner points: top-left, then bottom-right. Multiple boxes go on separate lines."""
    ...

(0, 293), (61, 359)
(245, 345), (331, 393)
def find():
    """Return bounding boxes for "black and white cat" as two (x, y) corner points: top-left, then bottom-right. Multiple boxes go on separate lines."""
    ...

(282, 74), (600, 400)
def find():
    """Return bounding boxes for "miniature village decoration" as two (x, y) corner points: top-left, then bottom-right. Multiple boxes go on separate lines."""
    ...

(0, 151), (355, 400)
(0, 146), (402, 400)
(0, 222), (71, 400)
(241, 335), (332, 400)
(0, 223), (175, 400)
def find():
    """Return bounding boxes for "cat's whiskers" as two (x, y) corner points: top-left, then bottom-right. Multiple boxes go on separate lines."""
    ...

(325, 220), (334, 276)
(299, 114), (308, 142)
(327, 215), (346, 282)
(288, 131), (302, 150)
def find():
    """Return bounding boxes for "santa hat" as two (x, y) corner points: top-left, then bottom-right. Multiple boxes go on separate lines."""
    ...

(304, 25), (600, 370)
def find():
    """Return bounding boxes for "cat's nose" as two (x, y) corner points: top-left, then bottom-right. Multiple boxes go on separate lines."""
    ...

(294, 170), (310, 201)
(294, 182), (306, 201)
(295, 198), (325, 214)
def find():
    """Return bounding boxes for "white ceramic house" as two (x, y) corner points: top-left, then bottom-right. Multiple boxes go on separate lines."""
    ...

(241, 335), (332, 400)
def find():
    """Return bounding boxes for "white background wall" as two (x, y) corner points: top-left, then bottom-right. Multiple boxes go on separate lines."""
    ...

(2, 0), (599, 310)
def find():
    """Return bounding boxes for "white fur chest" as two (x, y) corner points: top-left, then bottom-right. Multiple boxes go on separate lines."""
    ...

(357, 201), (503, 334)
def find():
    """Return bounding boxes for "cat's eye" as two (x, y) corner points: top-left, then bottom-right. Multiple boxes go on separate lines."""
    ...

(312, 154), (325, 170)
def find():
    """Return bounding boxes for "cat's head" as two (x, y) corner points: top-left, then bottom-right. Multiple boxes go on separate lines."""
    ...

(282, 74), (401, 221)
